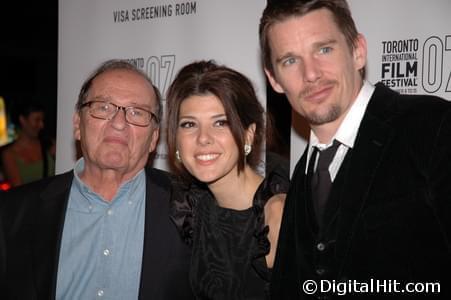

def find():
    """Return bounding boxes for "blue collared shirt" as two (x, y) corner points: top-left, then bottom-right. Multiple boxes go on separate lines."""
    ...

(56, 158), (146, 300)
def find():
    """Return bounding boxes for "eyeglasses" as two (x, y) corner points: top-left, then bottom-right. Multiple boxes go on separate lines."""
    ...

(80, 101), (159, 127)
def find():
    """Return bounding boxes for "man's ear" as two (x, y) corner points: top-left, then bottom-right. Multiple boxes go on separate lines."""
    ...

(73, 112), (81, 141)
(148, 128), (160, 153)
(264, 68), (285, 94)
(353, 33), (367, 72)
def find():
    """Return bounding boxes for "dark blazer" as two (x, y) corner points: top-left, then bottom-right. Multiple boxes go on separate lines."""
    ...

(271, 83), (451, 299)
(0, 166), (194, 300)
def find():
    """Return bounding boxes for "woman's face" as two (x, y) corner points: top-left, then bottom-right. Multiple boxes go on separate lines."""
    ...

(176, 94), (246, 186)
(20, 111), (44, 138)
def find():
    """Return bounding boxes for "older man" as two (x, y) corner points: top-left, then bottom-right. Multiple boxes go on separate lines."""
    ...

(0, 60), (193, 299)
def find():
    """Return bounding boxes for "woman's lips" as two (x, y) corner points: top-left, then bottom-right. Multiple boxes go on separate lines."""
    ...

(195, 153), (220, 165)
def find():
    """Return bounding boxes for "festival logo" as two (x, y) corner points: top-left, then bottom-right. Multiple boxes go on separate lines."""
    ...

(380, 36), (451, 95)
(126, 54), (177, 162)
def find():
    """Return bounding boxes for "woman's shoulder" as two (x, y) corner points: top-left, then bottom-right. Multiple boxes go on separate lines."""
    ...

(1, 142), (17, 158)
(253, 165), (289, 208)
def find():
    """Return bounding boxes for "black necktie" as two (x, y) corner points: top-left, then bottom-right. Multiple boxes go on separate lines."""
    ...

(309, 140), (340, 226)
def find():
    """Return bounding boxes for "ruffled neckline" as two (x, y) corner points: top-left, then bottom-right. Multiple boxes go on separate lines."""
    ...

(169, 166), (289, 251)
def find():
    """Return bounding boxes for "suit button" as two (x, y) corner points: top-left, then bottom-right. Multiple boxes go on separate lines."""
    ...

(316, 268), (326, 276)
(317, 242), (326, 251)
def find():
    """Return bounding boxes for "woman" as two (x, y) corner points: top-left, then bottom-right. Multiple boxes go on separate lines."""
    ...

(166, 60), (288, 299)
(1, 101), (55, 187)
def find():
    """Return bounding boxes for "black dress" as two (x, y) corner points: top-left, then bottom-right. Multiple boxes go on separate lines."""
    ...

(170, 168), (289, 300)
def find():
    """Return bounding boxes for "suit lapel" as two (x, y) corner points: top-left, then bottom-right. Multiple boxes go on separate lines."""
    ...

(290, 150), (311, 235)
(32, 172), (73, 299)
(334, 84), (398, 275)
(291, 149), (320, 263)
(139, 168), (172, 299)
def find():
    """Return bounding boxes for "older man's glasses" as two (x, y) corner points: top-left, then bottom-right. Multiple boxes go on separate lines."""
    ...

(80, 101), (159, 127)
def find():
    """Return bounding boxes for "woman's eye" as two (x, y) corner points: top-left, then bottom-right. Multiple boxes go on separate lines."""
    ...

(179, 121), (195, 128)
(214, 119), (228, 127)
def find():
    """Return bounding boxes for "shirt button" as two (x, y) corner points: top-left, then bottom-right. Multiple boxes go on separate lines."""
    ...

(103, 249), (110, 256)
(317, 242), (326, 251)
(107, 209), (113, 215)
(97, 290), (104, 297)
(128, 200), (133, 205)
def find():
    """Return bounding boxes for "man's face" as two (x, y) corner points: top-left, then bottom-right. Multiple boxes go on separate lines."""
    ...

(73, 69), (159, 177)
(265, 8), (366, 130)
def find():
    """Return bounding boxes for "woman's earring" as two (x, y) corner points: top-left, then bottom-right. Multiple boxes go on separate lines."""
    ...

(176, 150), (182, 162)
(244, 144), (252, 156)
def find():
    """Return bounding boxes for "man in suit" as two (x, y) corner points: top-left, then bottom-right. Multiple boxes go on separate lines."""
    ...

(260, 0), (451, 299)
(0, 59), (193, 299)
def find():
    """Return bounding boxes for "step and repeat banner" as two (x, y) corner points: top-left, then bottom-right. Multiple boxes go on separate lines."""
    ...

(57, 0), (451, 174)
(56, 0), (266, 173)
(290, 0), (451, 173)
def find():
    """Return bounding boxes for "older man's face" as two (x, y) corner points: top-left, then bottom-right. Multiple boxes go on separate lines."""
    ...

(73, 69), (159, 178)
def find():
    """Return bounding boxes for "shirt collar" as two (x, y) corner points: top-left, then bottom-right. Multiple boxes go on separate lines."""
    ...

(72, 158), (145, 209)
(309, 80), (375, 150)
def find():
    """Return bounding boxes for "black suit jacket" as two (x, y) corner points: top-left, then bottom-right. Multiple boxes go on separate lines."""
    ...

(271, 83), (451, 299)
(0, 166), (194, 300)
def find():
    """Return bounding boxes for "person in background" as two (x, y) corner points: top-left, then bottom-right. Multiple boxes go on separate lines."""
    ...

(259, 0), (451, 298)
(0, 59), (194, 299)
(1, 100), (55, 187)
(0, 203), (4, 294)
(166, 60), (288, 299)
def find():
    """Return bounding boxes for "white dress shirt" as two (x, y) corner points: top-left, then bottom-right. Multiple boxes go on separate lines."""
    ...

(305, 81), (375, 181)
